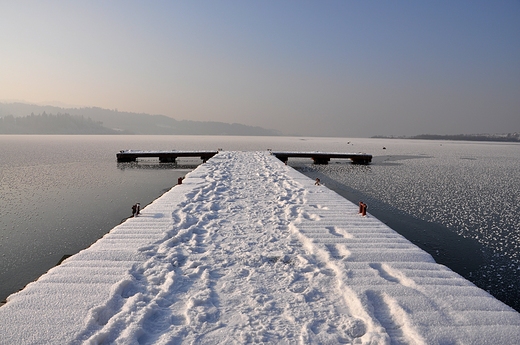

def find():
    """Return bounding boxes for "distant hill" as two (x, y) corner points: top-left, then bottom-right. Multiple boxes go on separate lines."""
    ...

(0, 112), (124, 134)
(0, 102), (280, 136)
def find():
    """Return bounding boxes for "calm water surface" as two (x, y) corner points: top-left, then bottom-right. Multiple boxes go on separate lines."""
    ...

(1, 135), (519, 311)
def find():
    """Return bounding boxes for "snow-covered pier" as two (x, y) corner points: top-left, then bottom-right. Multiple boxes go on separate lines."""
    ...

(1, 151), (519, 344)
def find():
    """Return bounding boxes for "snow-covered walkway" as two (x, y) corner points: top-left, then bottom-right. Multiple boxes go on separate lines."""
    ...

(1, 151), (519, 344)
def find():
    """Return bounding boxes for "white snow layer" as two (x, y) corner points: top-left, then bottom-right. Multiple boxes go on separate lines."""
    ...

(1, 151), (519, 344)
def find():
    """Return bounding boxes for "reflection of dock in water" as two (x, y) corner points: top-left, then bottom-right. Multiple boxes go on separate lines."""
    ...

(116, 150), (218, 163)
(116, 162), (201, 171)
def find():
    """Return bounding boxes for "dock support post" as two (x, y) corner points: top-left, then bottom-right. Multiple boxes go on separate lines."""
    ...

(159, 156), (176, 163)
(116, 157), (137, 162)
(274, 155), (288, 164)
(312, 157), (330, 165)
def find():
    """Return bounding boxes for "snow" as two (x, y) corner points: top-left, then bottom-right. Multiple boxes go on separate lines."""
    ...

(1, 151), (519, 344)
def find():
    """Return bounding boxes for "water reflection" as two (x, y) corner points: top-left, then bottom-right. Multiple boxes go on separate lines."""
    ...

(289, 159), (373, 172)
(367, 155), (432, 167)
(117, 162), (201, 170)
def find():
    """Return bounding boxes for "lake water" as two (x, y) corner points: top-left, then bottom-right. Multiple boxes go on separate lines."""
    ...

(1, 135), (519, 311)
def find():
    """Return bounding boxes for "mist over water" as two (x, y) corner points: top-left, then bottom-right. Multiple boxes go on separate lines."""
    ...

(1, 136), (519, 312)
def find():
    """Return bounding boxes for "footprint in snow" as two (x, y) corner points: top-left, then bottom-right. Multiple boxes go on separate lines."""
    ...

(302, 213), (321, 221)
(311, 204), (330, 210)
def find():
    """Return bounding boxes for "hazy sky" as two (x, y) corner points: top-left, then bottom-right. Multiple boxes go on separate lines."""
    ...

(1, 1), (519, 137)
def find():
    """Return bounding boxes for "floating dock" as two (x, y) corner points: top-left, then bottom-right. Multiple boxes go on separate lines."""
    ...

(271, 151), (372, 164)
(116, 150), (372, 165)
(116, 150), (218, 163)
(0, 151), (518, 344)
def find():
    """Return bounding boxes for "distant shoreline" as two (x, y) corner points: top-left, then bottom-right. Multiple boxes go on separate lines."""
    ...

(372, 134), (520, 143)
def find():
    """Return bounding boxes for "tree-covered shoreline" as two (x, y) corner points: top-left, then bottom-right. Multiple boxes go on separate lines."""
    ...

(0, 112), (125, 134)
(0, 102), (281, 136)
(372, 133), (520, 143)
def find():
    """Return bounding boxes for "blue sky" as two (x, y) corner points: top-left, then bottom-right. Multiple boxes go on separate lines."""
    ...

(1, 1), (519, 137)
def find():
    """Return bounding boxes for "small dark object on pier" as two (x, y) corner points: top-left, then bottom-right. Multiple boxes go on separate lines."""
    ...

(358, 202), (367, 216)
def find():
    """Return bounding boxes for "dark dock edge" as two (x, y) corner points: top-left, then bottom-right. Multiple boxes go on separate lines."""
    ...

(116, 151), (219, 163)
(116, 150), (372, 165)
(271, 151), (372, 165)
